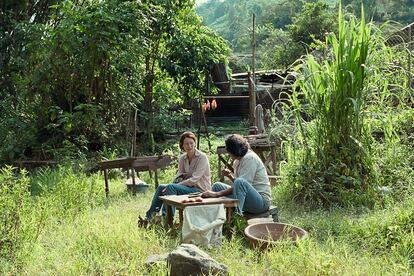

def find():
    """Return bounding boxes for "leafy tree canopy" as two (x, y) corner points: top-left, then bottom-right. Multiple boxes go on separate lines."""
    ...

(197, 0), (414, 70)
(0, 0), (229, 161)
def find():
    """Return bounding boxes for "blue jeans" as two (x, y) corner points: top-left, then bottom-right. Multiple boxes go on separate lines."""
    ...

(145, 184), (200, 219)
(212, 178), (269, 215)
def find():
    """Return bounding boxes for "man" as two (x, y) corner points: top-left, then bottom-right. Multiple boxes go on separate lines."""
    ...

(202, 134), (271, 215)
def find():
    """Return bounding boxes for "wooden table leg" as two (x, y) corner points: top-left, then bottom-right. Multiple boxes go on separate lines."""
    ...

(104, 169), (109, 197)
(154, 169), (159, 188)
(131, 168), (136, 185)
(271, 146), (277, 175)
(179, 209), (184, 225)
(165, 204), (173, 227)
(217, 153), (222, 181)
(226, 207), (234, 223)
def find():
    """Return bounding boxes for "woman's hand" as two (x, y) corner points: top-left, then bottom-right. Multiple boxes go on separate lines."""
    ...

(201, 190), (220, 198)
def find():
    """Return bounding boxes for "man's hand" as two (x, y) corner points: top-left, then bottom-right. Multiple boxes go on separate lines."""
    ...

(201, 190), (220, 198)
(222, 168), (234, 181)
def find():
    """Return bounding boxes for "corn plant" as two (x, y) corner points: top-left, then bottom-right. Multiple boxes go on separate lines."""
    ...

(286, 6), (378, 206)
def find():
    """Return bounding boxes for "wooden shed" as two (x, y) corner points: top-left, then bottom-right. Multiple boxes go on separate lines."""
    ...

(195, 70), (295, 125)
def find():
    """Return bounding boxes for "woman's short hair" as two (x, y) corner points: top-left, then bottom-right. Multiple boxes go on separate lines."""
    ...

(179, 131), (197, 150)
(225, 134), (249, 158)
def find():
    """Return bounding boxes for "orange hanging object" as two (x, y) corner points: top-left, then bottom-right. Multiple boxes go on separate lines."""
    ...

(202, 103), (206, 112)
(206, 100), (210, 111)
(211, 99), (217, 110)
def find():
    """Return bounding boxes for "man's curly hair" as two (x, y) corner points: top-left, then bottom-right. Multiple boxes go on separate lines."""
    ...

(225, 134), (249, 158)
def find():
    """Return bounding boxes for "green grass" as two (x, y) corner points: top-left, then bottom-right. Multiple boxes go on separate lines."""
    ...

(1, 156), (413, 275)
(2, 51), (414, 276)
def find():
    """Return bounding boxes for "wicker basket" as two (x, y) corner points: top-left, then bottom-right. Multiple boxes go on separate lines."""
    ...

(244, 222), (308, 250)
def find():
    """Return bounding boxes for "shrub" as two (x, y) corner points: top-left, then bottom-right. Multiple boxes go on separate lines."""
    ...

(280, 6), (387, 207)
(31, 166), (105, 220)
(0, 167), (33, 264)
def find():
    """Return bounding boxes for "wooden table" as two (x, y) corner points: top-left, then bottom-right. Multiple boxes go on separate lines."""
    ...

(217, 142), (278, 181)
(159, 195), (239, 227)
(250, 142), (278, 175)
(98, 155), (175, 197)
(13, 160), (57, 168)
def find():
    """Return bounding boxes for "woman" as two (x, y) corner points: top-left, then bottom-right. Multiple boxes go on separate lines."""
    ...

(201, 134), (271, 215)
(139, 131), (211, 226)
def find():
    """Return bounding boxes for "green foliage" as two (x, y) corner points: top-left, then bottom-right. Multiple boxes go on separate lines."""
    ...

(198, 0), (413, 71)
(259, 29), (304, 70)
(271, 3), (413, 208)
(139, 0), (229, 150)
(0, 167), (32, 264)
(264, 1), (336, 70)
(198, 0), (337, 71)
(0, 134), (413, 274)
(197, 0), (298, 52)
(282, 7), (377, 206)
(288, 1), (337, 46)
(343, 0), (414, 24)
(31, 166), (104, 218)
(0, 0), (229, 162)
(0, 0), (148, 161)
(350, 199), (414, 258)
(0, 164), (106, 271)
(2, 163), (412, 274)
(162, 10), (230, 97)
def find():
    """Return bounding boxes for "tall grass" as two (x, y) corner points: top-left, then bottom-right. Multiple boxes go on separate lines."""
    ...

(283, 7), (379, 206)
(0, 133), (413, 274)
(0, 167), (33, 267)
(0, 165), (106, 271)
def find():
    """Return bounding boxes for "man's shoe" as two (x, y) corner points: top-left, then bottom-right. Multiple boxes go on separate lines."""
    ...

(137, 215), (149, 228)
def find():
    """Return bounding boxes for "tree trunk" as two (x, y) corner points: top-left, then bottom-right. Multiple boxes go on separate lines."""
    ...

(144, 54), (155, 152)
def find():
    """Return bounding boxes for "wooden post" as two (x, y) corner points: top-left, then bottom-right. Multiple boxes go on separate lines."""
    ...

(154, 169), (159, 188)
(252, 13), (256, 91)
(197, 95), (202, 149)
(132, 109), (137, 157)
(179, 210), (184, 225)
(217, 152), (222, 181)
(248, 72), (256, 126)
(104, 169), (109, 197)
(197, 72), (209, 149)
(408, 25), (412, 90)
(197, 95), (212, 151)
(165, 204), (173, 227)
(250, 13), (257, 127)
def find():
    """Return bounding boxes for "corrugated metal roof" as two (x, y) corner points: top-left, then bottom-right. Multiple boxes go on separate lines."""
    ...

(386, 22), (414, 46)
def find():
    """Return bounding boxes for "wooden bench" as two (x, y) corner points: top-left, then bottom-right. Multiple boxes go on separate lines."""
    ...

(98, 155), (175, 197)
(159, 195), (239, 227)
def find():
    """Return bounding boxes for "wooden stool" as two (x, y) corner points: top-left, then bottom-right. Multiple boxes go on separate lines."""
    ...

(245, 206), (279, 223)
